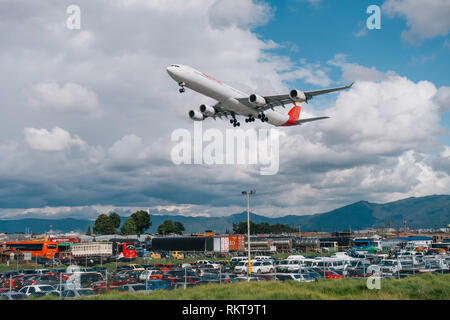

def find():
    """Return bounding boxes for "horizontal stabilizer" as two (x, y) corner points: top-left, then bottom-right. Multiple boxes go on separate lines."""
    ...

(295, 116), (330, 125)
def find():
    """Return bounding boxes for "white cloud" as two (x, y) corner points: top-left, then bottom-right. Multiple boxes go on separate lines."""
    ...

(107, 134), (152, 169)
(24, 127), (87, 152)
(27, 82), (100, 114)
(70, 31), (95, 48)
(328, 54), (397, 82)
(208, 0), (273, 30)
(320, 76), (441, 154)
(432, 86), (450, 113)
(383, 0), (450, 43)
(0, 1), (448, 219)
(280, 62), (331, 87)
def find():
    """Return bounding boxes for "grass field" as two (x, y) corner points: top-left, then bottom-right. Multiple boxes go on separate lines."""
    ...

(36, 273), (450, 300)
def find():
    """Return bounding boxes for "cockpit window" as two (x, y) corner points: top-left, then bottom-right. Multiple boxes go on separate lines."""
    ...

(171, 64), (180, 67)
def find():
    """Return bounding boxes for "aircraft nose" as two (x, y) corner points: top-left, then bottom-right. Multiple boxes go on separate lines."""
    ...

(166, 66), (175, 76)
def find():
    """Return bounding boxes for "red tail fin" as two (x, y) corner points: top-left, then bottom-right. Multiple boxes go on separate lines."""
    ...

(281, 104), (302, 126)
(288, 105), (301, 121)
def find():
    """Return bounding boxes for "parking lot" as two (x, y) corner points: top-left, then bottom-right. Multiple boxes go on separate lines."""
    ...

(1, 248), (449, 300)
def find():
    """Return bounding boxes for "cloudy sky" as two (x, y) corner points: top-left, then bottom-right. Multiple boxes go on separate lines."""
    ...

(0, 0), (449, 220)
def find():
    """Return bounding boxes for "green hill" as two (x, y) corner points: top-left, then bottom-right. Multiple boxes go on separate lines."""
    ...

(0, 195), (448, 234)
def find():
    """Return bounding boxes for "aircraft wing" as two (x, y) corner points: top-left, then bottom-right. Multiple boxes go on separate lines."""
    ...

(236, 83), (353, 113)
(207, 101), (234, 119)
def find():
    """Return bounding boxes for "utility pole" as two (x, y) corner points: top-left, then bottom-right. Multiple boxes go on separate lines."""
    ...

(242, 190), (255, 281)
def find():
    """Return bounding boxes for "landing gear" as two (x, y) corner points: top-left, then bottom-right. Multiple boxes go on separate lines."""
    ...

(245, 116), (256, 123)
(178, 82), (186, 93)
(258, 113), (268, 122)
(230, 116), (240, 127)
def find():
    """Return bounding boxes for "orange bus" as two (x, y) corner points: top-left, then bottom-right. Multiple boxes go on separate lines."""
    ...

(2, 241), (58, 259)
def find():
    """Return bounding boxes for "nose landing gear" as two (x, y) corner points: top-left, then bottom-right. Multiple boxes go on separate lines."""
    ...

(178, 82), (186, 93)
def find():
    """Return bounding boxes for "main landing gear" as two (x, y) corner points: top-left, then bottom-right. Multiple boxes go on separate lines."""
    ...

(257, 113), (268, 122)
(178, 82), (186, 93)
(230, 116), (240, 127)
(245, 116), (256, 123)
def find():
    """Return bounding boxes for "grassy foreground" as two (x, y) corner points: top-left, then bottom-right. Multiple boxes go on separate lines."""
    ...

(41, 273), (450, 300)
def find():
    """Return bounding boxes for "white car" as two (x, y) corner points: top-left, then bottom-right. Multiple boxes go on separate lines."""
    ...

(139, 270), (164, 281)
(251, 261), (275, 274)
(287, 255), (305, 260)
(275, 273), (315, 282)
(19, 285), (59, 296)
(254, 256), (272, 261)
(287, 260), (304, 272)
(276, 259), (290, 272)
(196, 260), (220, 269)
(234, 261), (256, 274)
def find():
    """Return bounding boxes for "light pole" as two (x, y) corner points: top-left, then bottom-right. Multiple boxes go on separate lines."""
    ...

(242, 190), (255, 280)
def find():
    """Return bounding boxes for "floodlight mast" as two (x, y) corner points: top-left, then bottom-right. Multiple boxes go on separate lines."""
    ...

(242, 190), (255, 280)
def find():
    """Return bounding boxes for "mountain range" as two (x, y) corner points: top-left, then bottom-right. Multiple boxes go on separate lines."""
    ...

(0, 195), (448, 234)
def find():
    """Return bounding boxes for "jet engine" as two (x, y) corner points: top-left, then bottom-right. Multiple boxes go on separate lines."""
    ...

(289, 90), (307, 102)
(199, 104), (215, 117)
(248, 94), (266, 107)
(189, 110), (204, 121)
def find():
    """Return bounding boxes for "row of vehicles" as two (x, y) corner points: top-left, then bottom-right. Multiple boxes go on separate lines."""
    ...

(1, 240), (138, 262)
(229, 251), (450, 278)
(1, 248), (448, 299)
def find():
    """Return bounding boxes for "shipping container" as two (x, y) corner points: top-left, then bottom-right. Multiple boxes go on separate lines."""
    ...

(228, 235), (245, 251)
(151, 237), (214, 252)
(213, 237), (221, 252)
(220, 236), (229, 253)
(70, 242), (113, 257)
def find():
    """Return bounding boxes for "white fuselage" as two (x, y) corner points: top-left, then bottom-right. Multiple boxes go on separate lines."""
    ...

(167, 64), (289, 126)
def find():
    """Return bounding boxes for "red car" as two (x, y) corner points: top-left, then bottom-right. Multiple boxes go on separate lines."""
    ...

(316, 270), (343, 279)
(91, 274), (136, 288)
(92, 285), (120, 294)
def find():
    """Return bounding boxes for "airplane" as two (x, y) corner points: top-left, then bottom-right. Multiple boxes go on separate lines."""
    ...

(166, 64), (353, 127)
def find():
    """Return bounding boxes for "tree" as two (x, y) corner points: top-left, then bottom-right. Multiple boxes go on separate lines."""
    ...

(174, 221), (185, 234)
(109, 212), (121, 229)
(86, 226), (92, 235)
(130, 210), (151, 234)
(232, 221), (297, 234)
(121, 218), (137, 235)
(157, 220), (184, 235)
(93, 214), (116, 234)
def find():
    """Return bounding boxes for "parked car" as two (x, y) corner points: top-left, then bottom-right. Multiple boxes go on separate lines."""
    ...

(251, 261), (275, 274)
(275, 259), (290, 272)
(92, 285), (120, 294)
(0, 290), (29, 300)
(143, 280), (172, 291)
(128, 264), (145, 271)
(139, 269), (165, 281)
(91, 274), (135, 288)
(19, 284), (59, 296)
(274, 273), (314, 282)
(61, 288), (96, 298)
(229, 257), (247, 266)
(196, 260), (221, 269)
(119, 284), (150, 293)
(171, 251), (185, 260)
(314, 270), (343, 280)
(234, 261), (256, 274)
